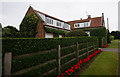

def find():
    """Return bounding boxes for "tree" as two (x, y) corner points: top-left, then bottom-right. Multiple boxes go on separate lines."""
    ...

(2, 27), (11, 37)
(66, 30), (88, 37)
(20, 14), (39, 37)
(2, 26), (19, 37)
(110, 31), (120, 39)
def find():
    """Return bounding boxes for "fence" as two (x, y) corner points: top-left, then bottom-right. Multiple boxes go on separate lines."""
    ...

(2, 37), (99, 76)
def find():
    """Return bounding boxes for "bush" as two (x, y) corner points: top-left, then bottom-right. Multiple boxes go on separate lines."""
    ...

(2, 26), (19, 38)
(45, 27), (67, 35)
(66, 30), (88, 37)
(110, 31), (120, 39)
(110, 36), (114, 41)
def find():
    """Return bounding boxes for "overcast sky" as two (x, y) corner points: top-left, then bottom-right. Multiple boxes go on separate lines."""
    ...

(0, 0), (119, 32)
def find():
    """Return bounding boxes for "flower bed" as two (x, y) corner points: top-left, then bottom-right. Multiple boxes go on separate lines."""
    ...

(57, 49), (101, 77)
(103, 43), (108, 48)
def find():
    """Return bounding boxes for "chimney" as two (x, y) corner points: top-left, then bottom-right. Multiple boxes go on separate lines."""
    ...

(102, 13), (104, 26)
(87, 15), (91, 19)
(102, 13), (104, 18)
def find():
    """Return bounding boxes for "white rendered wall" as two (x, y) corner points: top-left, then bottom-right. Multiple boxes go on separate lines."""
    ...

(59, 35), (62, 38)
(45, 33), (53, 38)
(36, 12), (70, 30)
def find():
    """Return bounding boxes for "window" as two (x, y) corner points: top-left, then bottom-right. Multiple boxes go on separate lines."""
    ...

(63, 23), (69, 29)
(78, 24), (80, 27)
(75, 24), (77, 27)
(47, 18), (53, 24)
(56, 22), (61, 26)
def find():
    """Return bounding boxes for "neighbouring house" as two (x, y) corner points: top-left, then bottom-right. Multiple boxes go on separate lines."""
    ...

(21, 6), (70, 38)
(67, 13), (105, 36)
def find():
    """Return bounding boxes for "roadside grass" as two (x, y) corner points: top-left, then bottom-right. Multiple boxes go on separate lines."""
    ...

(107, 40), (119, 48)
(80, 51), (118, 75)
(79, 40), (118, 76)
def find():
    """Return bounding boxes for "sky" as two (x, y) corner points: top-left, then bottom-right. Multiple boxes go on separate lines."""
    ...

(0, 0), (119, 32)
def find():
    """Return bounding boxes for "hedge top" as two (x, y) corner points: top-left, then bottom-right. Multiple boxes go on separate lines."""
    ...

(2, 37), (98, 56)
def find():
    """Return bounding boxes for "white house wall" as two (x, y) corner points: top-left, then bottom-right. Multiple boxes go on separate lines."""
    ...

(74, 20), (91, 28)
(85, 31), (90, 36)
(59, 35), (62, 38)
(36, 12), (46, 21)
(45, 33), (53, 38)
(36, 11), (70, 30)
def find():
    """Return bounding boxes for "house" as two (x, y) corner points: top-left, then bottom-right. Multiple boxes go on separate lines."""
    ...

(21, 6), (105, 38)
(67, 13), (105, 36)
(21, 6), (70, 38)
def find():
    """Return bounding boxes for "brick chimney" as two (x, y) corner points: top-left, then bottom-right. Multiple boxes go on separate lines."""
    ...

(87, 15), (91, 19)
(102, 13), (104, 26)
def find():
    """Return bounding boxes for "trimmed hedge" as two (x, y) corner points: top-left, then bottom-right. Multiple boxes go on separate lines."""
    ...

(2, 37), (98, 56)
(45, 27), (67, 35)
(17, 61), (57, 77)
(2, 37), (98, 76)
(12, 50), (58, 73)
(90, 27), (107, 38)
(66, 30), (88, 37)
(90, 27), (107, 47)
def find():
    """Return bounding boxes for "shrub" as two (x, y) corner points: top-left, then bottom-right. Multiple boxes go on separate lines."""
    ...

(45, 27), (67, 35)
(110, 36), (114, 41)
(66, 30), (88, 37)
(2, 26), (19, 38)
(110, 31), (120, 39)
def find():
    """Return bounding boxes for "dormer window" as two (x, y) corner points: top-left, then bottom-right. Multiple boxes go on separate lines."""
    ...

(57, 22), (61, 26)
(47, 18), (53, 24)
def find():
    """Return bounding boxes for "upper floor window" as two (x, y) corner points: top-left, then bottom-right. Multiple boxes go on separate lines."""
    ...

(63, 23), (69, 29)
(56, 22), (61, 26)
(47, 18), (53, 24)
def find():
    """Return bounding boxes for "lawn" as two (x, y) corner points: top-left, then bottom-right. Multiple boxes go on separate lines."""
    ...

(79, 40), (119, 76)
(107, 40), (119, 48)
(80, 51), (118, 75)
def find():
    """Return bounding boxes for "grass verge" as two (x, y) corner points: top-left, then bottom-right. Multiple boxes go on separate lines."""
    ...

(107, 40), (119, 48)
(80, 51), (118, 75)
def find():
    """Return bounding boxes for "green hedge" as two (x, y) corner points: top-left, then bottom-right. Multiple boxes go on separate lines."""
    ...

(17, 61), (57, 77)
(66, 30), (88, 37)
(90, 27), (107, 38)
(45, 27), (67, 35)
(2, 37), (98, 76)
(12, 50), (57, 73)
(2, 37), (98, 56)
(90, 27), (107, 47)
